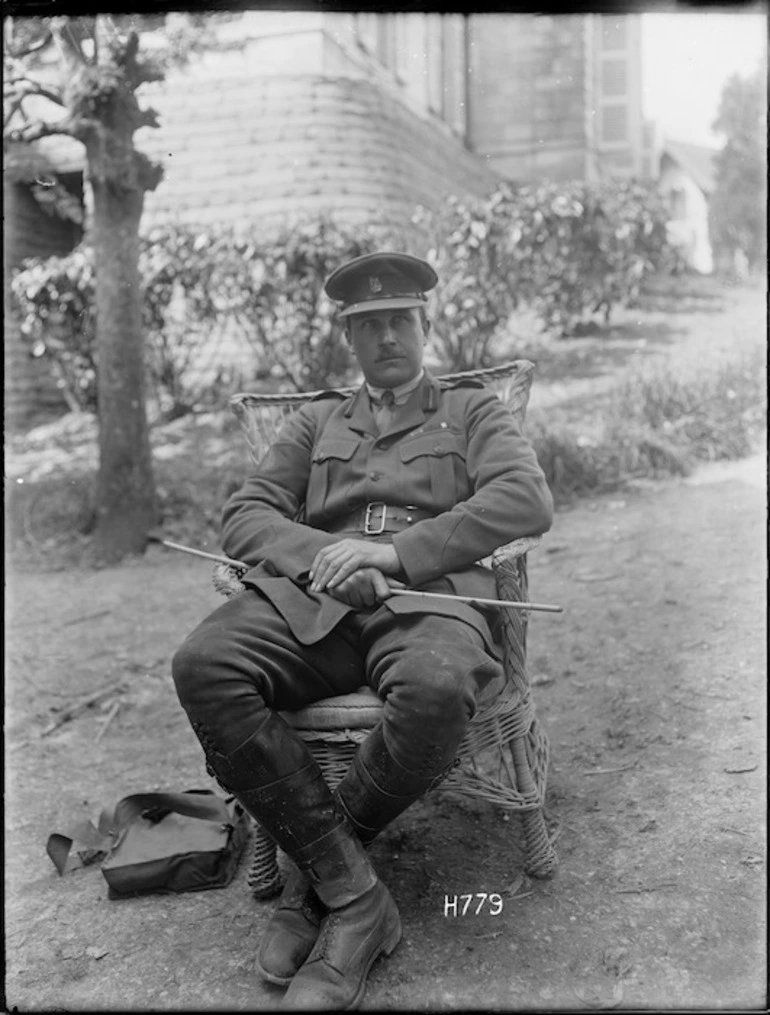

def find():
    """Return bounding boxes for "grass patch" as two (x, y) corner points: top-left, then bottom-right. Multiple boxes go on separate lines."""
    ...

(5, 412), (248, 572)
(531, 341), (766, 505)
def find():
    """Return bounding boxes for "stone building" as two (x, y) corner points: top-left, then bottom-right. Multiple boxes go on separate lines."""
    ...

(131, 10), (653, 230)
(6, 10), (654, 427)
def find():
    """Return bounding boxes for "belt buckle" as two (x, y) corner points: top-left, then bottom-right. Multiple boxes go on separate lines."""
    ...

(364, 501), (387, 535)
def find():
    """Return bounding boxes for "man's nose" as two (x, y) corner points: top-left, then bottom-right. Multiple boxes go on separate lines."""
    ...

(379, 326), (398, 346)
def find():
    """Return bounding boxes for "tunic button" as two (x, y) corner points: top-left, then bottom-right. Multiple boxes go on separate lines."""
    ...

(433, 446), (446, 456)
(370, 472), (381, 481)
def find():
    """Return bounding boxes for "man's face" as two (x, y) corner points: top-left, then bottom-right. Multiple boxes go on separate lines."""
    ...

(346, 307), (429, 389)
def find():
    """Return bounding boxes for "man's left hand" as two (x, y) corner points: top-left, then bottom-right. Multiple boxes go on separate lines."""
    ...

(309, 539), (402, 592)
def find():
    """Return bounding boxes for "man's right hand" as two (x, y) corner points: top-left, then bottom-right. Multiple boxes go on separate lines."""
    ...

(309, 539), (402, 593)
(325, 567), (398, 609)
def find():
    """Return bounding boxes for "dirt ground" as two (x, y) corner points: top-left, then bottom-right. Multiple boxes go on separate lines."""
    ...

(5, 449), (766, 1012)
(4, 282), (767, 1012)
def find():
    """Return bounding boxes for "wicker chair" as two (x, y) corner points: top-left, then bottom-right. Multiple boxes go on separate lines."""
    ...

(213, 359), (557, 898)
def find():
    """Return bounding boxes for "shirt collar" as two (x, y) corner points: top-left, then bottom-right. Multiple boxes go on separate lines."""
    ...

(366, 369), (425, 406)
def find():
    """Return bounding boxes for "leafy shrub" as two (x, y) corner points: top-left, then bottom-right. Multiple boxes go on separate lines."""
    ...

(11, 183), (681, 412)
(415, 179), (682, 365)
(11, 248), (98, 411)
(606, 345), (766, 465)
(528, 340), (767, 505)
(413, 191), (518, 370)
(526, 419), (604, 498)
(202, 216), (405, 391)
(11, 216), (405, 419)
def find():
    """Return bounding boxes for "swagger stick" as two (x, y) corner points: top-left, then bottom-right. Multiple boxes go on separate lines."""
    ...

(150, 536), (563, 614)
(147, 535), (240, 568)
(388, 588), (562, 614)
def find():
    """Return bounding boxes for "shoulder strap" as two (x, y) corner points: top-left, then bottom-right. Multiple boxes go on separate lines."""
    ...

(438, 376), (487, 391)
(309, 389), (348, 403)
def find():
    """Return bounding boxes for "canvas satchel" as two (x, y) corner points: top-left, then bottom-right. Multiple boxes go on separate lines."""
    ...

(46, 789), (249, 898)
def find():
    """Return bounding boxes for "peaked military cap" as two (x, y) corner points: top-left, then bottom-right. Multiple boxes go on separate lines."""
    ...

(325, 251), (438, 318)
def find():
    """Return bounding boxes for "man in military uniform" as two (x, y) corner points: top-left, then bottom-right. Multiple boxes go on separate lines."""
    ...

(172, 252), (553, 1009)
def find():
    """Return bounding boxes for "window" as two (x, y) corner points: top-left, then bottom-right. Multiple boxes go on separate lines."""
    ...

(601, 104), (627, 144)
(601, 58), (627, 97)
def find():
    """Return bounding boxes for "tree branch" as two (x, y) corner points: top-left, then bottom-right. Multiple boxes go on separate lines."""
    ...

(133, 59), (165, 88)
(5, 77), (66, 108)
(4, 25), (53, 60)
(5, 119), (77, 144)
(3, 94), (26, 130)
(50, 18), (90, 70)
(136, 106), (160, 130)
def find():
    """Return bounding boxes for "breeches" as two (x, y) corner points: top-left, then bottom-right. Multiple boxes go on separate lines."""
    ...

(172, 589), (503, 779)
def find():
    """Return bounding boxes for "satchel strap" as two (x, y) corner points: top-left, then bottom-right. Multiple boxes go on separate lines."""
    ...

(106, 790), (233, 837)
(46, 789), (235, 876)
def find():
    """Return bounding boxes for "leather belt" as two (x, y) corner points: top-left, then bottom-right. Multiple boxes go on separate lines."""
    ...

(327, 502), (433, 536)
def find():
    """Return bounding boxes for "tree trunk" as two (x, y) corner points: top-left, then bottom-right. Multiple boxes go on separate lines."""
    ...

(91, 177), (157, 562)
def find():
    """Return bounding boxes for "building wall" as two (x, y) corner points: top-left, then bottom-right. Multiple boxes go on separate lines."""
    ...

(465, 12), (648, 184)
(466, 14), (590, 182)
(319, 12), (468, 141)
(136, 70), (497, 233)
(590, 13), (645, 179)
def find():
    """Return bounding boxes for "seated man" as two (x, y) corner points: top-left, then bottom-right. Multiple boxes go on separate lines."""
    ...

(172, 251), (554, 1010)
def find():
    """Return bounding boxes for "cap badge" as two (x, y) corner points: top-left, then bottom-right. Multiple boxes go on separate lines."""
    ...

(368, 275), (383, 294)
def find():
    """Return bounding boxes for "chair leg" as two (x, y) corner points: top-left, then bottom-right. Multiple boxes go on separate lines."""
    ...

(518, 808), (557, 879)
(246, 821), (283, 899)
(509, 735), (558, 878)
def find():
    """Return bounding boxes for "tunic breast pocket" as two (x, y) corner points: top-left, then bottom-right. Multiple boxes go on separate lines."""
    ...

(308, 438), (359, 516)
(399, 430), (468, 509)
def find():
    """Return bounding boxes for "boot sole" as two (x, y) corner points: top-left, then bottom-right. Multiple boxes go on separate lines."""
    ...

(266, 921), (402, 1000)
(257, 965), (294, 988)
(344, 913), (402, 1011)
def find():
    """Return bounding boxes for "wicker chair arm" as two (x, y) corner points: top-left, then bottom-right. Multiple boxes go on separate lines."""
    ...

(491, 535), (542, 568)
(213, 561), (248, 597)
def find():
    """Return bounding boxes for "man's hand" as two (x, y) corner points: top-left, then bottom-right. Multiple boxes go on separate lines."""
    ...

(309, 539), (402, 593)
(325, 568), (396, 609)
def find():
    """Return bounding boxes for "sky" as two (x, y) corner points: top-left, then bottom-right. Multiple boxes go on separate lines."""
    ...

(641, 10), (767, 149)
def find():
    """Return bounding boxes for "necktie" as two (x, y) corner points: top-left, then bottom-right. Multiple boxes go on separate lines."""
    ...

(374, 389), (395, 431)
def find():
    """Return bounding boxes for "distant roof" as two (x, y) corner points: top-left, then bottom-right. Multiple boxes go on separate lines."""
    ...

(662, 139), (718, 195)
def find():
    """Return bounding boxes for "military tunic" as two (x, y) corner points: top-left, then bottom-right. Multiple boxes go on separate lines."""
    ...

(221, 370), (553, 648)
